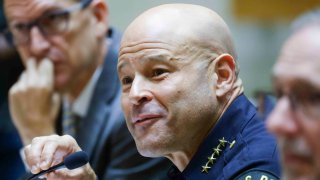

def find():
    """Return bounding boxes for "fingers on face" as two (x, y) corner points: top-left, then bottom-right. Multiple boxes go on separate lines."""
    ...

(10, 58), (54, 97)
(26, 58), (37, 86)
(38, 58), (54, 88)
(23, 58), (54, 88)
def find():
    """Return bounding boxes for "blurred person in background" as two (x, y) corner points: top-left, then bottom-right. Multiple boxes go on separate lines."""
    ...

(267, 9), (320, 180)
(0, 1), (25, 179)
(4, 0), (171, 179)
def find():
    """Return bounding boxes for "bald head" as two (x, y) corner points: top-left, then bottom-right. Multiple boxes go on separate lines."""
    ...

(120, 4), (237, 70)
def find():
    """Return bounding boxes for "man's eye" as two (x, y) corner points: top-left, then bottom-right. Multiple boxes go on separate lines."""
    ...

(152, 69), (168, 77)
(121, 76), (133, 85)
(40, 11), (69, 33)
(43, 14), (65, 24)
(13, 23), (29, 32)
(305, 93), (320, 105)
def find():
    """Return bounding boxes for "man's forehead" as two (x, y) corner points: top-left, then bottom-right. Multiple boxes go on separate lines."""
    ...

(117, 49), (186, 74)
(277, 29), (320, 72)
(284, 26), (320, 57)
(5, 0), (73, 20)
(273, 57), (320, 90)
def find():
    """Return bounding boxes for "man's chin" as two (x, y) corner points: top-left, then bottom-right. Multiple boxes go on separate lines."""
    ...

(282, 167), (318, 180)
(283, 174), (318, 180)
(54, 76), (70, 93)
(135, 141), (166, 158)
(54, 83), (70, 94)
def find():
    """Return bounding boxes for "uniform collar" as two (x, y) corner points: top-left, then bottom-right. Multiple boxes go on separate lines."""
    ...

(168, 94), (256, 179)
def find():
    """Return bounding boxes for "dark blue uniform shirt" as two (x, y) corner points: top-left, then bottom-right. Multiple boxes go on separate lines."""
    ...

(168, 94), (281, 180)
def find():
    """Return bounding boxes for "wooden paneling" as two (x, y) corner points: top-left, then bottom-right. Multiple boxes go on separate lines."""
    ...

(232, 0), (320, 21)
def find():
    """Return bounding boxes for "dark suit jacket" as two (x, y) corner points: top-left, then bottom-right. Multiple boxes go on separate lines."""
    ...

(57, 28), (172, 180)
(0, 49), (26, 180)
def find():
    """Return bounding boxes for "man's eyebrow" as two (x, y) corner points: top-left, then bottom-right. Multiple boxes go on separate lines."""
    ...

(117, 61), (129, 73)
(143, 53), (183, 64)
(42, 3), (70, 15)
(118, 54), (182, 73)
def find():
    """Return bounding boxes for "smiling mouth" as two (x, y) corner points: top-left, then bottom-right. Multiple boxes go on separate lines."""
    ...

(136, 118), (154, 123)
(132, 114), (162, 125)
(283, 152), (313, 166)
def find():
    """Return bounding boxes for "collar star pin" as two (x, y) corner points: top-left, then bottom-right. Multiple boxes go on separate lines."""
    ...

(219, 137), (227, 147)
(229, 140), (236, 148)
(213, 147), (222, 155)
(201, 163), (211, 173)
(207, 155), (216, 164)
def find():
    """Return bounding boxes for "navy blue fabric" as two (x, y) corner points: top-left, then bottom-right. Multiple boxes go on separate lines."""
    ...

(0, 7), (25, 177)
(168, 94), (281, 180)
(234, 169), (279, 180)
(0, 0), (6, 31)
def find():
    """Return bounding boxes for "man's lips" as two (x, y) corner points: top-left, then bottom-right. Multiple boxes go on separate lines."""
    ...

(283, 151), (313, 165)
(132, 114), (162, 124)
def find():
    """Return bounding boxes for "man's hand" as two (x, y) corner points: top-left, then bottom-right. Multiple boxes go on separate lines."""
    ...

(9, 58), (60, 145)
(25, 135), (96, 180)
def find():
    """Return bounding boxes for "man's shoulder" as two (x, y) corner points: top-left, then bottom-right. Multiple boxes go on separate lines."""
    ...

(222, 113), (280, 179)
(241, 112), (278, 156)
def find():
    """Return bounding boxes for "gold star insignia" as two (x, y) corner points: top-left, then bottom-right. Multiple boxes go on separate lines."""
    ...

(217, 143), (222, 149)
(207, 155), (216, 164)
(201, 164), (211, 173)
(219, 137), (227, 147)
(213, 147), (222, 155)
(229, 140), (236, 148)
(200, 138), (236, 173)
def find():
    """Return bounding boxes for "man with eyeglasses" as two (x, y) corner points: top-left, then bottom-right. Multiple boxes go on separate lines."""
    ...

(4, 0), (171, 179)
(266, 10), (320, 180)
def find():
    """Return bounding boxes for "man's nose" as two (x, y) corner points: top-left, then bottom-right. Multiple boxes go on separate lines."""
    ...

(128, 76), (153, 106)
(29, 26), (50, 57)
(266, 97), (299, 138)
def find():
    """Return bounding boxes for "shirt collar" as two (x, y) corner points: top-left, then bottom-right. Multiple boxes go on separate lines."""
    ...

(63, 66), (103, 118)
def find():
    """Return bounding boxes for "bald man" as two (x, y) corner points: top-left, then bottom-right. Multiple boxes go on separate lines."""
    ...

(267, 10), (320, 180)
(22, 4), (280, 179)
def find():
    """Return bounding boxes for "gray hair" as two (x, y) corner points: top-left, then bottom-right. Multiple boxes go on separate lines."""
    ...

(291, 9), (320, 32)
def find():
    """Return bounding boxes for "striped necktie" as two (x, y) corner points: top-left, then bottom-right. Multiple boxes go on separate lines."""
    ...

(62, 107), (79, 138)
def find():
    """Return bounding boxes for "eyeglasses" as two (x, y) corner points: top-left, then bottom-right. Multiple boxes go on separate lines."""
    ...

(7, 0), (93, 45)
(284, 91), (320, 119)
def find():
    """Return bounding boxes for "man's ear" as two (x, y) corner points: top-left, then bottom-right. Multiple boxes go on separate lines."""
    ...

(212, 54), (236, 98)
(91, 0), (109, 39)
